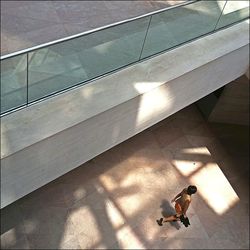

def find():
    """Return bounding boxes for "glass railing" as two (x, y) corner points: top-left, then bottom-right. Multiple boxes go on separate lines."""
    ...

(1, 0), (249, 115)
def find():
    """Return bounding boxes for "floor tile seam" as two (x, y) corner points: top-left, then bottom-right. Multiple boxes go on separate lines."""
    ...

(1, 17), (63, 35)
(187, 214), (210, 240)
(160, 145), (184, 157)
(2, 13), (63, 25)
(164, 235), (211, 240)
(151, 159), (177, 177)
(22, 233), (45, 249)
(206, 136), (230, 147)
(152, 130), (186, 150)
(187, 212), (215, 230)
(0, 227), (28, 242)
(184, 134), (217, 142)
(3, 25), (67, 43)
(173, 116), (206, 124)
(66, 189), (104, 209)
(0, 234), (30, 250)
(185, 125), (217, 136)
(103, 193), (159, 230)
(109, 221), (149, 249)
(159, 234), (211, 241)
(112, 222), (155, 250)
(16, 24), (68, 39)
(207, 225), (239, 241)
(65, 183), (99, 202)
(53, 9), (117, 25)
(28, 212), (87, 241)
(8, 1), (58, 10)
(19, 204), (71, 226)
(4, 205), (31, 242)
(70, 216), (124, 249)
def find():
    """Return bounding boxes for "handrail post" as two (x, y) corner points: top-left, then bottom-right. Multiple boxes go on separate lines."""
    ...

(138, 15), (153, 61)
(213, 0), (228, 31)
(26, 53), (29, 106)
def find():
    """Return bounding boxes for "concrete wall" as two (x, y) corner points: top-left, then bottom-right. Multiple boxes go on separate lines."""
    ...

(1, 21), (249, 208)
(208, 75), (249, 125)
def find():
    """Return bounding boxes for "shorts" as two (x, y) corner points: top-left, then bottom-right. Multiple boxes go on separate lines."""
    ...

(174, 203), (182, 218)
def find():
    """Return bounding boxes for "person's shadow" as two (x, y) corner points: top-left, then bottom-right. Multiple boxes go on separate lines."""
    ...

(160, 199), (181, 230)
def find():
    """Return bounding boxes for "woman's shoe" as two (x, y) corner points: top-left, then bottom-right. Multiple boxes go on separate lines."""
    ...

(156, 218), (163, 226)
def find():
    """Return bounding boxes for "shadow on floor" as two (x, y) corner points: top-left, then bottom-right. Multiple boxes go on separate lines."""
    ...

(160, 199), (181, 230)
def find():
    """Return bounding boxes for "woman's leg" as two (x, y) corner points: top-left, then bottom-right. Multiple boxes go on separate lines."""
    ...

(163, 214), (180, 222)
(157, 214), (180, 225)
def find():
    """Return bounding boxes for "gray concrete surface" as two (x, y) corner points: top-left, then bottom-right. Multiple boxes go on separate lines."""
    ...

(1, 0), (185, 55)
(208, 75), (249, 125)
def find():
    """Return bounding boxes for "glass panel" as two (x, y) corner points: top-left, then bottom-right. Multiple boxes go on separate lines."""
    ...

(216, 0), (249, 29)
(28, 17), (150, 102)
(1, 55), (27, 114)
(141, 1), (225, 59)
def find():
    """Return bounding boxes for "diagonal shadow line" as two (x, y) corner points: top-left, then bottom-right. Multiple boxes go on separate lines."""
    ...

(89, 179), (155, 249)
(171, 161), (207, 179)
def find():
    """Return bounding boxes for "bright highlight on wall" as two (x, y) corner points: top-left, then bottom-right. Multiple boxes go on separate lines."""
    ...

(136, 85), (172, 126)
(223, 1), (249, 15)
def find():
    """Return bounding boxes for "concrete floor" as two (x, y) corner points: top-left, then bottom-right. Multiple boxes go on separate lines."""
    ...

(1, 104), (249, 249)
(1, 0), (185, 56)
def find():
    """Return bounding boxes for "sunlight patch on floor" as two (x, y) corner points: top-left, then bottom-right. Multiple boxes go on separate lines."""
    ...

(105, 200), (126, 229)
(116, 225), (146, 249)
(190, 162), (239, 215)
(73, 188), (87, 200)
(67, 205), (101, 243)
(181, 147), (211, 156)
(100, 173), (144, 217)
(99, 175), (118, 191)
(172, 160), (203, 176)
(172, 147), (212, 176)
(1, 228), (17, 246)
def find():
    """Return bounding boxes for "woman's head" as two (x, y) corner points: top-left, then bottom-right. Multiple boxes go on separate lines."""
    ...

(187, 185), (197, 195)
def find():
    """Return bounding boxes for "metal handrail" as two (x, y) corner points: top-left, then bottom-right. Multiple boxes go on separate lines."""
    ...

(0, 0), (198, 60)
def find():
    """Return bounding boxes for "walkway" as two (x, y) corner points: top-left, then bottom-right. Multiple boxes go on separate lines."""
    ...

(1, 1), (185, 55)
(1, 104), (249, 249)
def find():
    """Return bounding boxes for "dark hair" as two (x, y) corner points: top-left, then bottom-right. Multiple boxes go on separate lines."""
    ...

(187, 185), (197, 195)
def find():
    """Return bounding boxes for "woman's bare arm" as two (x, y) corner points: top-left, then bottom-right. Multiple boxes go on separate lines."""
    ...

(171, 189), (185, 202)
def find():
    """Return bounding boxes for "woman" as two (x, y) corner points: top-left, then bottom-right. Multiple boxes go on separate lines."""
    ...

(157, 185), (197, 226)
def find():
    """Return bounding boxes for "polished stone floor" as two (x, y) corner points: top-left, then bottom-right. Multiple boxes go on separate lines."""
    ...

(1, 104), (249, 249)
(1, 0), (185, 55)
